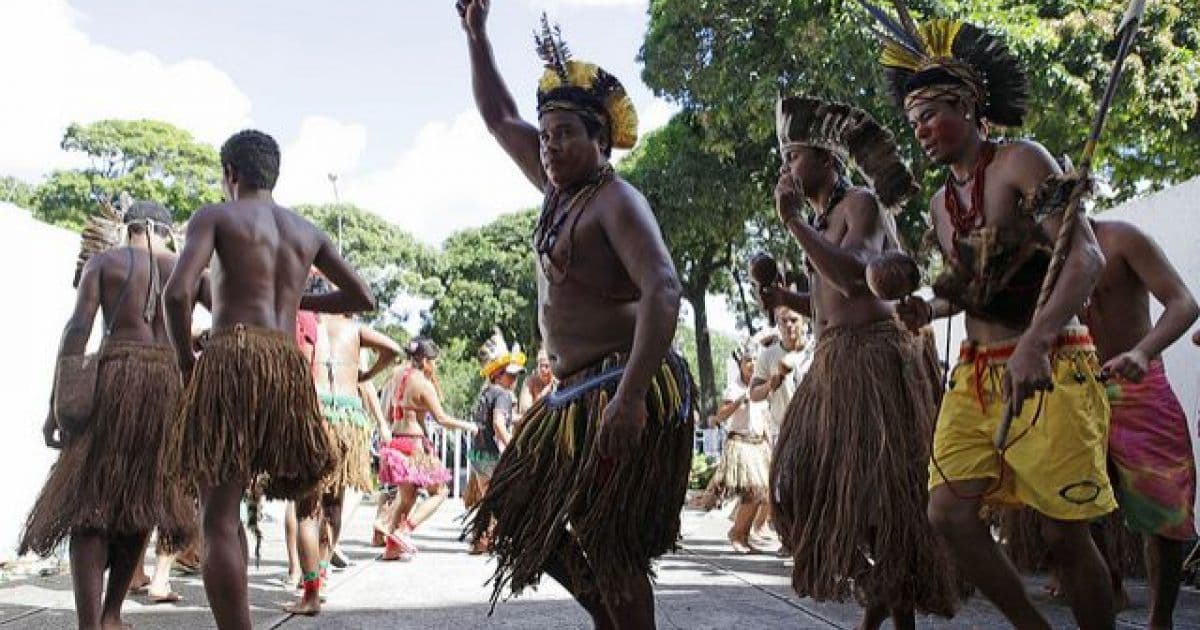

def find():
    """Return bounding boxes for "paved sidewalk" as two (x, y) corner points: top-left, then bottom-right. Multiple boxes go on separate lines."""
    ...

(1, 497), (1197, 628)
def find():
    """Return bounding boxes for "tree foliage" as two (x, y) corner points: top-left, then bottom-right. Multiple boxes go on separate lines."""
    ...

(0, 176), (35, 208)
(31, 120), (223, 229)
(295, 202), (439, 321)
(640, 0), (1200, 246)
(425, 209), (539, 360)
(621, 113), (761, 408)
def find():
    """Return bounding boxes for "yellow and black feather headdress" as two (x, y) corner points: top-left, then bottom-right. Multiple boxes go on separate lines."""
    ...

(776, 96), (918, 211)
(534, 14), (638, 150)
(860, 1), (1028, 127)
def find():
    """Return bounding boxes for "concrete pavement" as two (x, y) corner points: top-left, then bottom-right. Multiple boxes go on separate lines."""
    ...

(1, 496), (1197, 629)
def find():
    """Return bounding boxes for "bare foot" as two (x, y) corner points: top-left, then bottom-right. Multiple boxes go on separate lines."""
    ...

(727, 533), (757, 554)
(99, 617), (131, 629)
(146, 589), (183, 604)
(127, 575), (151, 595)
(283, 596), (321, 616)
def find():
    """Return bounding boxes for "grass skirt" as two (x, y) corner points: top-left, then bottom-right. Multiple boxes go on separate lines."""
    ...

(698, 433), (771, 510)
(770, 320), (962, 615)
(20, 342), (194, 556)
(170, 324), (335, 501)
(467, 352), (695, 607)
(319, 393), (373, 494)
(1000, 507), (1145, 578)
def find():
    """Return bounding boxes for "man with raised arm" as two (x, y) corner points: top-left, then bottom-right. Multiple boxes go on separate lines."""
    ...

(457, 2), (693, 627)
(163, 130), (374, 630)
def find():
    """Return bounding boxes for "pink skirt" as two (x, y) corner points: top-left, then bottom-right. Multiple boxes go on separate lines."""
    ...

(379, 435), (452, 488)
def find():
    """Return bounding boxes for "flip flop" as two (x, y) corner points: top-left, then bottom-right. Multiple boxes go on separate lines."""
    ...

(172, 558), (201, 575)
(146, 591), (183, 604)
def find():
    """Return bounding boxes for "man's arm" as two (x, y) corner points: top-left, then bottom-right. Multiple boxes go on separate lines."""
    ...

(358, 325), (401, 383)
(1007, 142), (1104, 413)
(1107, 223), (1199, 377)
(299, 232), (376, 314)
(709, 397), (744, 427)
(164, 208), (217, 377)
(779, 185), (883, 297)
(460, 0), (545, 191)
(46, 256), (105, 447)
(595, 185), (683, 456)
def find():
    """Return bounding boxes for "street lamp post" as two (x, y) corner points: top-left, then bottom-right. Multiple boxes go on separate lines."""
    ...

(328, 173), (342, 254)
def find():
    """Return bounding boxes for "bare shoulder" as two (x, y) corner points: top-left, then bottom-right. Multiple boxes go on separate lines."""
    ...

(997, 139), (1057, 166)
(185, 203), (229, 231)
(602, 177), (651, 217)
(842, 187), (882, 221)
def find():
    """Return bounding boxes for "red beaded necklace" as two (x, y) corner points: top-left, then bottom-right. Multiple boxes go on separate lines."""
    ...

(944, 141), (996, 237)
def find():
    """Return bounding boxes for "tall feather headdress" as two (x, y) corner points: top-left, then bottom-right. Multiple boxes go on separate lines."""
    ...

(860, 1), (1028, 127)
(776, 96), (919, 210)
(534, 13), (638, 150)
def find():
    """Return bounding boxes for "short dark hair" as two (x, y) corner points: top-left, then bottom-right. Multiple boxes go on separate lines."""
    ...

(124, 200), (172, 236)
(220, 130), (280, 191)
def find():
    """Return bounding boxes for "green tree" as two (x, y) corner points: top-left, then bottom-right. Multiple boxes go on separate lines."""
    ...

(640, 0), (1200, 246)
(295, 202), (439, 321)
(622, 113), (761, 410)
(673, 324), (740, 412)
(0, 176), (34, 208)
(425, 209), (539, 358)
(32, 120), (223, 229)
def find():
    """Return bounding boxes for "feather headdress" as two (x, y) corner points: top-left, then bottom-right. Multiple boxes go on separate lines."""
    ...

(73, 191), (131, 287)
(776, 96), (919, 210)
(534, 14), (638, 150)
(478, 328), (527, 379)
(860, 1), (1028, 127)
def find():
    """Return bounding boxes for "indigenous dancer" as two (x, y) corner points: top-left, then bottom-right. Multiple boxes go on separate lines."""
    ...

(163, 129), (375, 630)
(517, 348), (555, 416)
(699, 342), (772, 554)
(459, 4), (693, 625)
(377, 338), (477, 561)
(467, 330), (525, 553)
(868, 9), (1117, 628)
(1083, 218), (1198, 628)
(287, 301), (400, 614)
(22, 200), (203, 630)
(765, 95), (961, 628)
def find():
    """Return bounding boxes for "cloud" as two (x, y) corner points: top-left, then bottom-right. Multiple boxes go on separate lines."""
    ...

(341, 110), (543, 244)
(0, 0), (252, 182)
(274, 116), (368, 207)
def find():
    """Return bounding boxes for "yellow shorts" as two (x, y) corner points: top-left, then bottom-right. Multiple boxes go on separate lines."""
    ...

(929, 327), (1117, 521)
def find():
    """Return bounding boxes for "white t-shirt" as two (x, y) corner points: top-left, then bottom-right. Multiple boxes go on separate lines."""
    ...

(753, 339), (812, 436)
(721, 377), (768, 436)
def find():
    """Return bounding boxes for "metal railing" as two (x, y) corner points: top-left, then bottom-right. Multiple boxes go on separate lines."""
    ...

(425, 420), (468, 498)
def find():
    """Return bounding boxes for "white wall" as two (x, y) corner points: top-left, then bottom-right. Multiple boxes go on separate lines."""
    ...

(0, 203), (96, 561)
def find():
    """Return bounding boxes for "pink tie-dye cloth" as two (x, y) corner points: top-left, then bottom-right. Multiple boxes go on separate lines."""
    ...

(1106, 359), (1197, 541)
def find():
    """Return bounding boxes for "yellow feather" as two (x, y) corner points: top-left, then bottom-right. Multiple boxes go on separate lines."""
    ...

(921, 19), (963, 59)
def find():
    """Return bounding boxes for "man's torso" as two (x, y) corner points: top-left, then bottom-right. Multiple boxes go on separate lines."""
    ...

(808, 189), (894, 335)
(1083, 221), (1151, 362)
(206, 200), (320, 334)
(536, 180), (641, 378)
(930, 142), (1068, 343)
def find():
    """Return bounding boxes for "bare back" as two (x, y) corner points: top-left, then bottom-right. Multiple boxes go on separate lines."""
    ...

(312, 315), (361, 397)
(389, 367), (434, 436)
(91, 247), (178, 346)
(204, 200), (324, 333)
